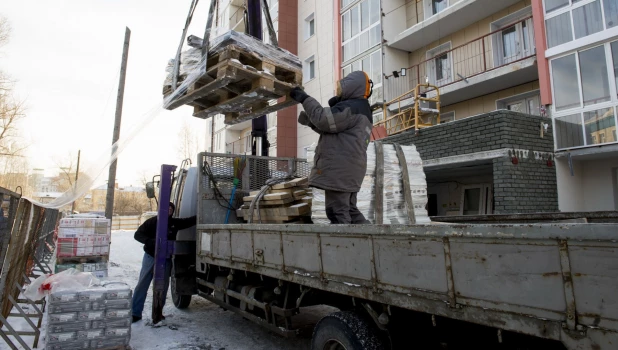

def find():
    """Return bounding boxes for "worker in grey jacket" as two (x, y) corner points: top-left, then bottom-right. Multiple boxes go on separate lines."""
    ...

(289, 71), (373, 224)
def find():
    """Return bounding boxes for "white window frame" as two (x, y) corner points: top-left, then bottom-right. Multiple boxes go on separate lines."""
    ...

(440, 111), (455, 123)
(459, 184), (493, 215)
(490, 7), (535, 67)
(543, 0), (613, 53)
(304, 55), (316, 83)
(423, 0), (455, 20)
(426, 42), (453, 86)
(305, 13), (315, 40)
(341, 0), (381, 65)
(550, 41), (618, 151)
(496, 90), (541, 115)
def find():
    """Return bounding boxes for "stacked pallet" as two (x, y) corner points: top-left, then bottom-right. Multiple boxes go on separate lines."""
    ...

(45, 281), (132, 350)
(236, 178), (313, 224)
(56, 216), (111, 278)
(163, 30), (302, 125)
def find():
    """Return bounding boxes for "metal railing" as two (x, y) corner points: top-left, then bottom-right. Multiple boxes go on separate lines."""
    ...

(384, 15), (535, 101)
(225, 135), (252, 155)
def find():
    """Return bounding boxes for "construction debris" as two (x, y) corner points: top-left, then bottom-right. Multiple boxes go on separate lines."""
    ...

(163, 30), (302, 125)
(237, 177), (311, 224)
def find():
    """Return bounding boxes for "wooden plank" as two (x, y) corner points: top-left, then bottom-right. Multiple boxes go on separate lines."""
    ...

(243, 193), (292, 202)
(242, 197), (295, 206)
(270, 177), (308, 190)
(224, 96), (298, 125)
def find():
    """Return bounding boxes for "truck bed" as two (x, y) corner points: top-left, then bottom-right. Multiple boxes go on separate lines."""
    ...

(196, 222), (618, 349)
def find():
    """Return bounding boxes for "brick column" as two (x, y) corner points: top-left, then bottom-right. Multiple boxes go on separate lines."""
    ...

(275, 1), (299, 157)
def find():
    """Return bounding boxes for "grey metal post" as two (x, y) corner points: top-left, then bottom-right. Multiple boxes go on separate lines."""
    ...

(105, 27), (131, 222)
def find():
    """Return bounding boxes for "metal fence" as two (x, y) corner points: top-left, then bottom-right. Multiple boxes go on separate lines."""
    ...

(111, 215), (141, 231)
(383, 15), (535, 101)
(0, 187), (60, 349)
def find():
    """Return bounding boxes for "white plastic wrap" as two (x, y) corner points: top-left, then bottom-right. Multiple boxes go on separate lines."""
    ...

(310, 142), (429, 225)
(164, 30), (301, 89)
(24, 269), (100, 301)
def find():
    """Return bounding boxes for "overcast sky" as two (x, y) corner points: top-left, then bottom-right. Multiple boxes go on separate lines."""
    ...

(1, 0), (213, 187)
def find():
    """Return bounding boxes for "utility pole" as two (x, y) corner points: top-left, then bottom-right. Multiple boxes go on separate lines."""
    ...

(71, 150), (81, 214)
(105, 27), (130, 222)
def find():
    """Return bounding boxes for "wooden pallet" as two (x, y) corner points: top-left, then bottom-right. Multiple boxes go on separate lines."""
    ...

(164, 45), (301, 125)
(56, 255), (108, 264)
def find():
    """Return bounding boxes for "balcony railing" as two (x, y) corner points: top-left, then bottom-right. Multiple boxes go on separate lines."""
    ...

(225, 135), (252, 155)
(384, 15), (535, 101)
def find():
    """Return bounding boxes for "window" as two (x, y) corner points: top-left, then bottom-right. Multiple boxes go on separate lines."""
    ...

(579, 46), (610, 106)
(584, 107), (615, 145)
(304, 55), (316, 82)
(440, 111), (455, 123)
(545, 0), (617, 49)
(426, 43), (452, 85)
(611, 41), (618, 97)
(545, 0), (570, 13)
(555, 113), (585, 148)
(424, 0), (450, 19)
(305, 14), (315, 40)
(341, 0), (381, 63)
(604, 0), (618, 28)
(492, 9), (535, 66)
(552, 54), (580, 111)
(459, 184), (492, 215)
(573, 1), (604, 39)
(546, 12), (573, 48)
(497, 91), (541, 115)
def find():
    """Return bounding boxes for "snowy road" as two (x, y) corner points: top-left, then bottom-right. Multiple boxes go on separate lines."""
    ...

(109, 230), (311, 350)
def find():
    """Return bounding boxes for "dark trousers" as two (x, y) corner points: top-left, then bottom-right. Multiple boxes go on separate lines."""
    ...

(325, 190), (370, 224)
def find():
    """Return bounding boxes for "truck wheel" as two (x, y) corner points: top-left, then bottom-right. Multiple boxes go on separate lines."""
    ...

(171, 274), (191, 309)
(311, 311), (387, 350)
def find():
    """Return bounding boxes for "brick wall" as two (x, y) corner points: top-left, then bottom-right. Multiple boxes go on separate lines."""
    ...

(276, 1), (298, 157)
(493, 154), (559, 214)
(381, 111), (559, 214)
(380, 111), (555, 160)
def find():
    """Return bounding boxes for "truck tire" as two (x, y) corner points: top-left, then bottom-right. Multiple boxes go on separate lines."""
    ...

(311, 311), (387, 350)
(171, 274), (191, 309)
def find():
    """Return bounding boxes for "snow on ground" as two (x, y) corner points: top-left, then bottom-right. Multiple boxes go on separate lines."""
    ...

(108, 230), (311, 350)
(1, 230), (312, 350)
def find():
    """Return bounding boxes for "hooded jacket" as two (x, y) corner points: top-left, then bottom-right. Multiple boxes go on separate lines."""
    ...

(134, 215), (196, 257)
(299, 71), (373, 192)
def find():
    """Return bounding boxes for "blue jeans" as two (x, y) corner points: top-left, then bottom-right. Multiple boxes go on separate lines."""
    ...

(131, 252), (172, 317)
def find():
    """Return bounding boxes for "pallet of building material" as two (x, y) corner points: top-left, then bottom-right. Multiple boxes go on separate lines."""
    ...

(237, 203), (311, 218)
(163, 30), (302, 125)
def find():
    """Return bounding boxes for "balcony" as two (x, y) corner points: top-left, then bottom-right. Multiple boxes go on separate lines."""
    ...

(386, 0), (522, 52)
(383, 15), (538, 109)
(225, 135), (252, 155)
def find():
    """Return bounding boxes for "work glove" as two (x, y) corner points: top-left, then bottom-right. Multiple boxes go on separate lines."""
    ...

(289, 86), (309, 103)
(328, 96), (341, 107)
(298, 111), (309, 126)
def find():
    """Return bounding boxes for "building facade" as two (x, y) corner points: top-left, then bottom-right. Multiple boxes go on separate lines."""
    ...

(538, 0), (618, 211)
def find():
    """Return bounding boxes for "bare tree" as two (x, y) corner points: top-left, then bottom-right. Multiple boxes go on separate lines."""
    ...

(0, 16), (29, 192)
(177, 120), (199, 162)
(114, 190), (149, 216)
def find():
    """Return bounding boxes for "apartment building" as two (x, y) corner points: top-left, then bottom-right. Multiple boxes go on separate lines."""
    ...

(204, 0), (299, 158)
(538, 0), (618, 211)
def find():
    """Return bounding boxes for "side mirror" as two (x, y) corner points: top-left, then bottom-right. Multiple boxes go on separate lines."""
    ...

(145, 182), (156, 199)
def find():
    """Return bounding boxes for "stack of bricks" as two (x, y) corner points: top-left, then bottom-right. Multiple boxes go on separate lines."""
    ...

(45, 282), (132, 350)
(56, 217), (111, 278)
(237, 178), (312, 224)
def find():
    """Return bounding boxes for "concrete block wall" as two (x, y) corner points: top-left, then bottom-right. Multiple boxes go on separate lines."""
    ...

(493, 154), (558, 214)
(381, 111), (555, 160)
(381, 111), (558, 214)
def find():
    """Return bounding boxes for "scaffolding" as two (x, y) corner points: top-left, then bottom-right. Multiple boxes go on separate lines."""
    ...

(376, 83), (441, 136)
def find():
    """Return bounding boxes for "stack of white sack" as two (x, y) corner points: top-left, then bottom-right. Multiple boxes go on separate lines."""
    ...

(309, 141), (429, 224)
